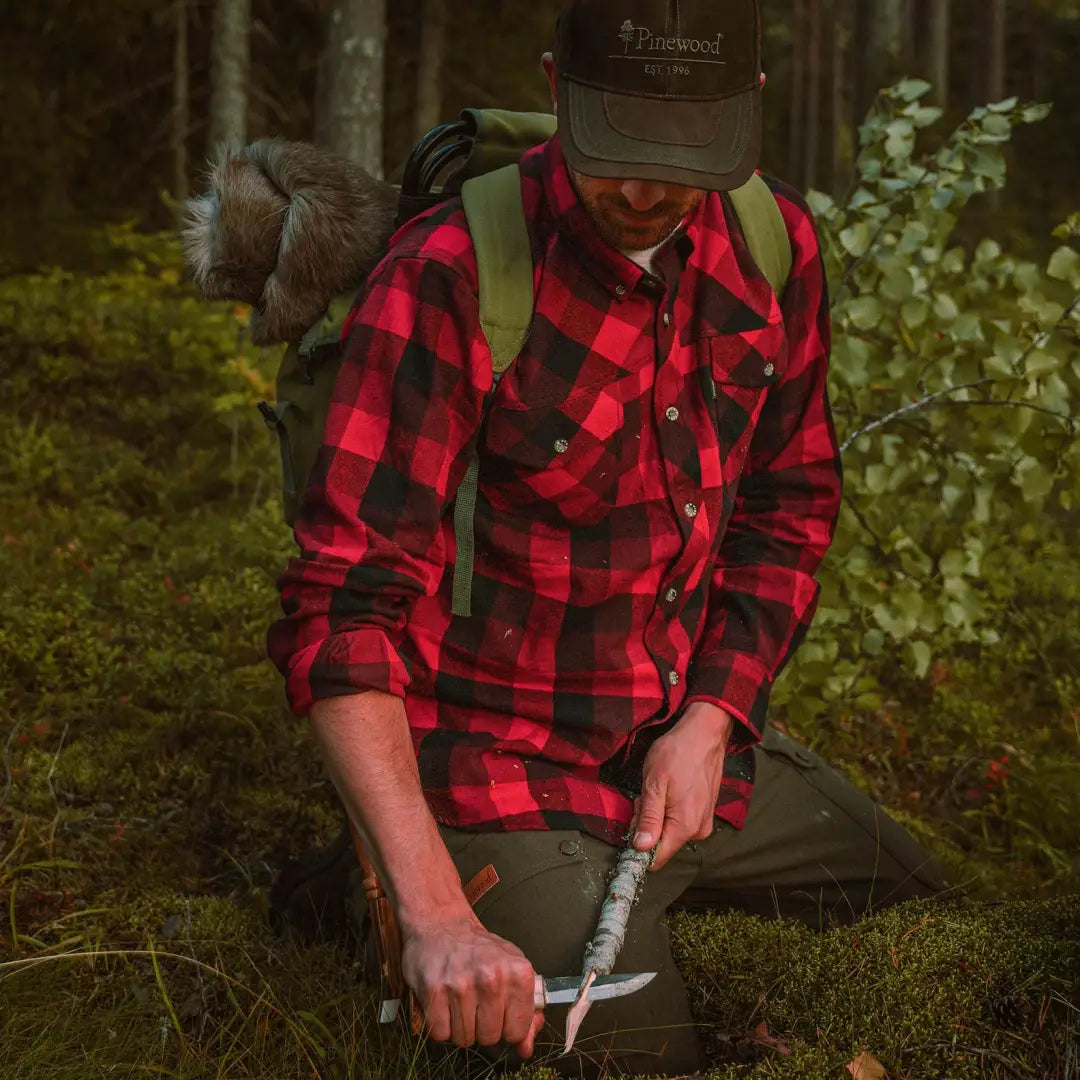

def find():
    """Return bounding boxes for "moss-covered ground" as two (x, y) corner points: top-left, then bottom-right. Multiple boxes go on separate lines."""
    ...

(1, 240), (1077, 1077)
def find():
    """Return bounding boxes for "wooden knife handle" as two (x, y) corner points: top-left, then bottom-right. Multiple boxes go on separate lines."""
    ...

(533, 971), (547, 1010)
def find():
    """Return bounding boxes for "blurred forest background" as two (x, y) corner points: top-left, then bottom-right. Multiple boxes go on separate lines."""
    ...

(2, 1), (1079, 1077)
(2, 0), (1080, 267)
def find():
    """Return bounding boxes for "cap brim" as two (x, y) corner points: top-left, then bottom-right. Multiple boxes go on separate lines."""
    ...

(558, 73), (762, 192)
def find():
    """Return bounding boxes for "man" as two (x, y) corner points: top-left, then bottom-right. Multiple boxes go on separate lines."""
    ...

(267, 0), (947, 1075)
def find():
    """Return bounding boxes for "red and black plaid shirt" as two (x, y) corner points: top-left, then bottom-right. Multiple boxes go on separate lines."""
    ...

(268, 136), (841, 847)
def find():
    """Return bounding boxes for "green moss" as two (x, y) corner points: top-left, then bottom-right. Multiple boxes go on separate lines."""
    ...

(671, 898), (1080, 1079)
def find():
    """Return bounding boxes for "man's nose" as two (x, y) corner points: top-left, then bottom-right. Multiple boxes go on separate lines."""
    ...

(620, 179), (667, 212)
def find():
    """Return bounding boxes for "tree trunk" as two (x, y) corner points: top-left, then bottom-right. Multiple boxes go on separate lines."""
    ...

(988, 0), (1007, 102)
(929, 0), (950, 108)
(173, 0), (189, 203)
(858, 0), (905, 115)
(414, 0), (447, 141)
(1030, 10), (1046, 102)
(208, 0), (251, 151)
(316, 0), (387, 178)
(803, 0), (823, 191)
(831, 0), (855, 197)
(789, 0), (807, 181)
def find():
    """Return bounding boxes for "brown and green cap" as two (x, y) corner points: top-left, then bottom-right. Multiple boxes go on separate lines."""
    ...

(553, 0), (762, 191)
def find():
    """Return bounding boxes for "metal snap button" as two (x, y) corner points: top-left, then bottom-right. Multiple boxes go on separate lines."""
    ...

(662, 311), (671, 327)
(615, 284), (627, 297)
(668, 670), (680, 686)
(554, 438), (570, 454)
(683, 502), (698, 519)
(665, 406), (680, 422)
(764, 362), (775, 377)
(665, 587), (678, 603)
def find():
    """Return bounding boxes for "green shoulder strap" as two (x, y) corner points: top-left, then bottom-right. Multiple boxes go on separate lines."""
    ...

(451, 164), (534, 616)
(727, 173), (793, 299)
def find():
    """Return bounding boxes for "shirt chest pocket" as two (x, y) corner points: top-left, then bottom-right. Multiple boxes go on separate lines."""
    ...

(706, 321), (787, 484)
(482, 385), (625, 528)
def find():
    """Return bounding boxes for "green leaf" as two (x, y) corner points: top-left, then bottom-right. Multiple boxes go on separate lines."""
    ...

(933, 293), (960, 321)
(896, 78), (932, 102)
(939, 549), (967, 577)
(907, 105), (944, 128)
(909, 640), (932, 679)
(881, 268), (914, 302)
(1047, 246), (1080, 283)
(846, 296), (883, 331)
(864, 463), (893, 494)
(1021, 103), (1053, 124)
(901, 298), (929, 328)
(1013, 455), (1054, 503)
(931, 187), (956, 210)
(980, 113), (1013, 137)
(1024, 350), (1060, 379)
(840, 222), (873, 257)
(885, 130), (915, 160)
(805, 190), (835, 217)
(984, 350), (1017, 379)
(861, 629), (885, 657)
(986, 96), (1019, 113)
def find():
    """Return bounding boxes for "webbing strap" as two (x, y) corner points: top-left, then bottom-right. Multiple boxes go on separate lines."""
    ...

(450, 165), (535, 617)
(461, 165), (534, 374)
(451, 455), (482, 617)
(728, 173), (793, 299)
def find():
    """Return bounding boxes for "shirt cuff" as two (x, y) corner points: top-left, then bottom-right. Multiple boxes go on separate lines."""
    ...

(684, 651), (773, 751)
(284, 627), (412, 717)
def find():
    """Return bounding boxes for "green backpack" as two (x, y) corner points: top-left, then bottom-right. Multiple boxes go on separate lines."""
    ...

(260, 108), (793, 617)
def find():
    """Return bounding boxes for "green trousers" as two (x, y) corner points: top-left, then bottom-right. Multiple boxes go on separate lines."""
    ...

(430, 726), (949, 1078)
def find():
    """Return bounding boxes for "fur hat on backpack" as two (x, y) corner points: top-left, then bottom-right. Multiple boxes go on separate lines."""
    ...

(181, 139), (397, 346)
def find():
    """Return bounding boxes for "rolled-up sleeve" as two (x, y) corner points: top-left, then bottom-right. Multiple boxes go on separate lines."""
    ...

(685, 185), (842, 745)
(267, 255), (490, 716)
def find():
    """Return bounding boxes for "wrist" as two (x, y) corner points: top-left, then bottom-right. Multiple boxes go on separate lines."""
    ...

(390, 840), (479, 935)
(678, 701), (735, 746)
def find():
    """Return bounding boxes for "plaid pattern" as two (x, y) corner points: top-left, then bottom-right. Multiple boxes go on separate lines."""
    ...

(268, 136), (841, 846)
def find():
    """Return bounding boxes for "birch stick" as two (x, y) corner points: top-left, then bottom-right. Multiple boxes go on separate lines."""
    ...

(563, 844), (655, 1054)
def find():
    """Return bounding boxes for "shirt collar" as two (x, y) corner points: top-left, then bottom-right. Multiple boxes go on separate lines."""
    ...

(536, 135), (699, 301)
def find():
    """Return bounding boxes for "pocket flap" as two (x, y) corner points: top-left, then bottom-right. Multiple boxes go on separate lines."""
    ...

(708, 321), (787, 387)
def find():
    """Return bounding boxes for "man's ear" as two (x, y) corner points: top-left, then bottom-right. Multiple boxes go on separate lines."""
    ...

(541, 52), (559, 114)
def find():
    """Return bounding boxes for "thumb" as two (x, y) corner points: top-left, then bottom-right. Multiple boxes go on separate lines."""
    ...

(632, 780), (667, 850)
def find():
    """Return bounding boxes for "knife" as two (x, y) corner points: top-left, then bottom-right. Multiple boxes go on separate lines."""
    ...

(378, 970), (655, 1024)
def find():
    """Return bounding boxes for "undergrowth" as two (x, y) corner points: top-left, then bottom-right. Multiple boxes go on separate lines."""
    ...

(0, 233), (1077, 1078)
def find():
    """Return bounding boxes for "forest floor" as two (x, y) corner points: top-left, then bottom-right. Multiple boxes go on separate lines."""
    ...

(1, 257), (1078, 1078)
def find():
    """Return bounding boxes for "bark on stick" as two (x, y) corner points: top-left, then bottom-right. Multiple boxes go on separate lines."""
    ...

(582, 845), (653, 976)
(563, 845), (655, 1054)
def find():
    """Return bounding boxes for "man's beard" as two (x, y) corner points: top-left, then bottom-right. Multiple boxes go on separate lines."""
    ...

(584, 190), (703, 252)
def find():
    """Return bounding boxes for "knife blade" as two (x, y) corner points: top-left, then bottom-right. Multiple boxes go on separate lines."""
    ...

(535, 970), (655, 1008)
(379, 971), (656, 1026)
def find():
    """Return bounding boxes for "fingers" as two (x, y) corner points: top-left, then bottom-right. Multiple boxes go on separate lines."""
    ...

(407, 929), (537, 1051)
(422, 986), (452, 1044)
(632, 776), (667, 852)
(514, 1009), (547, 1059)
(447, 984), (476, 1048)
(649, 813), (685, 871)
(501, 961), (539, 1047)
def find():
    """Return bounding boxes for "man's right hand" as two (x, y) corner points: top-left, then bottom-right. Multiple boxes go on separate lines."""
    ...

(401, 914), (545, 1056)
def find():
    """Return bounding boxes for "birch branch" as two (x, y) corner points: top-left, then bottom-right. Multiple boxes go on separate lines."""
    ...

(582, 846), (654, 976)
(563, 844), (654, 1054)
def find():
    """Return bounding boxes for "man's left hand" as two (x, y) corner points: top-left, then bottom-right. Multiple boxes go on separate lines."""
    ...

(630, 702), (735, 872)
